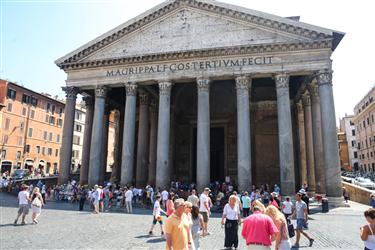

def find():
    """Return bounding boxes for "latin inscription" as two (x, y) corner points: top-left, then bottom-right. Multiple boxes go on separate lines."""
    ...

(106, 56), (273, 77)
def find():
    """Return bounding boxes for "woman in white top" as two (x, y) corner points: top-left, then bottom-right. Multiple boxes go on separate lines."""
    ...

(31, 187), (44, 224)
(360, 208), (375, 250)
(221, 195), (241, 250)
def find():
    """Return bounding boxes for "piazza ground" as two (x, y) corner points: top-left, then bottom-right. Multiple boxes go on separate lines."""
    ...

(0, 192), (367, 249)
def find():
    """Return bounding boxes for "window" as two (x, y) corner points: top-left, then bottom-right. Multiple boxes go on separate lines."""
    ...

(48, 148), (52, 156)
(22, 107), (27, 116)
(371, 152), (374, 158)
(51, 105), (55, 114)
(30, 110), (35, 119)
(55, 149), (59, 157)
(73, 135), (80, 145)
(45, 114), (49, 123)
(56, 134), (60, 143)
(7, 89), (16, 99)
(24, 144), (30, 153)
(352, 129), (355, 136)
(368, 117), (370, 125)
(16, 151), (21, 160)
(22, 94), (31, 104)
(17, 137), (22, 146)
(75, 112), (82, 121)
(72, 150), (80, 158)
(75, 124), (82, 132)
(43, 131), (48, 140)
(372, 115), (374, 123)
(49, 132), (53, 141)
(351, 141), (355, 147)
(7, 103), (12, 112)
(363, 120), (366, 128)
(31, 97), (38, 107)
(49, 116), (55, 125)
(28, 128), (33, 138)
(1, 150), (6, 159)
(350, 120), (354, 126)
(20, 122), (24, 132)
(4, 118), (10, 130)
(57, 119), (63, 127)
(42, 147), (46, 155)
(354, 152), (358, 159)
(59, 107), (63, 117)
(46, 102), (51, 113)
(36, 146), (40, 154)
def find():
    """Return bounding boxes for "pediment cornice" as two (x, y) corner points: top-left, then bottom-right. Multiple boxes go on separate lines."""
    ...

(56, 0), (342, 69)
(60, 39), (331, 71)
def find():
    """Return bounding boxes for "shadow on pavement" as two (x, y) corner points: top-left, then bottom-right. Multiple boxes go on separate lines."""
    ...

(146, 238), (165, 243)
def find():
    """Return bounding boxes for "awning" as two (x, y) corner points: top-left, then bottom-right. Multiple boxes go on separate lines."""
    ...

(25, 161), (34, 166)
(38, 161), (45, 166)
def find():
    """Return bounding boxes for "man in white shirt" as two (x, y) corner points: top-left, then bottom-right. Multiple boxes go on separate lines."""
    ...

(161, 189), (169, 209)
(187, 189), (199, 207)
(14, 185), (31, 225)
(125, 187), (133, 213)
(199, 187), (211, 236)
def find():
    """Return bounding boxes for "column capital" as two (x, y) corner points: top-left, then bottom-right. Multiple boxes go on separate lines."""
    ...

(296, 101), (304, 113)
(197, 78), (210, 92)
(316, 69), (333, 86)
(274, 73), (290, 89)
(302, 93), (311, 107)
(125, 82), (137, 96)
(235, 75), (252, 90)
(94, 86), (108, 98)
(307, 83), (319, 98)
(159, 81), (173, 96)
(82, 96), (94, 107)
(139, 91), (149, 106)
(62, 86), (79, 99)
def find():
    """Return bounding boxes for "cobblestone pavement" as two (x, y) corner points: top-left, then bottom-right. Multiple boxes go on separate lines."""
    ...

(0, 192), (366, 250)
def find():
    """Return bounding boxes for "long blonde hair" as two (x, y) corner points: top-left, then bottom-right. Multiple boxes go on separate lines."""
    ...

(265, 204), (285, 223)
(252, 199), (266, 213)
(32, 187), (40, 194)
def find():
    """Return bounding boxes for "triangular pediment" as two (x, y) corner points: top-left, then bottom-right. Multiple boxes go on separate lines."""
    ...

(56, 0), (344, 68)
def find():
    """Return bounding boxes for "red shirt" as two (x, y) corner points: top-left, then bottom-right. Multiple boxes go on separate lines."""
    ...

(241, 211), (279, 246)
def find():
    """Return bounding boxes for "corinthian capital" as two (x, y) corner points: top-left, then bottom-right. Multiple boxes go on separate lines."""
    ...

(197, 78), (210, 92)
(94, 86), (108, 98)
(307, 83), (319, 98)
(316, 69), (333, 86)
(235, 75), (251, 91)
(125, 82), (137, 96)
(159, 81), (173, 96)
(62, 86), (79, 99)
(274, 73), (289, 89)
(139, 91), (149, 106)
(302, 94), (311, 107)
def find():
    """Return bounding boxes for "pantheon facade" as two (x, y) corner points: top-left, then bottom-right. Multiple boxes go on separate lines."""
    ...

(56, 0), (344, 197)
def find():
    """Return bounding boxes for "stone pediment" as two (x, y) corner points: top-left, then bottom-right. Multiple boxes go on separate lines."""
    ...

(83, 8), (309, 62)
(56, 0), (344, 69)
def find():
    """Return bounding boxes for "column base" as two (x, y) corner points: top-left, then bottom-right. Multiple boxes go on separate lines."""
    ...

(326, 196), (350, 208)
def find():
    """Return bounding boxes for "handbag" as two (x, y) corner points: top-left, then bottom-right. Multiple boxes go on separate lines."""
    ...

(32, 197), (42, 207)
(288, 222), (295, 238)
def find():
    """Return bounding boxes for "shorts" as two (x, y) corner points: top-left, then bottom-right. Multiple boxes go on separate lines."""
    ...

(296, 218), (308, 230)
(18, 204), (29, 215)
(200, 211), (209, 223)
(152, 216), (163, 225)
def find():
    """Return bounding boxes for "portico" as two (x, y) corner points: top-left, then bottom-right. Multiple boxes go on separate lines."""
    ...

(56, 0), (344, 197)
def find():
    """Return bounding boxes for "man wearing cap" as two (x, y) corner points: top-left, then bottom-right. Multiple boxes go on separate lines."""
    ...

(14, 184), (31, 225)
(199, 187), (211, 236)
(299, 189), (310, 214)
(164, 198), (191, 250)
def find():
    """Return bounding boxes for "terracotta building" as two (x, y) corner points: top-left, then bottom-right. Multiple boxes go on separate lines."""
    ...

(0, 79), (64, 175)
(353, 85), (375, 172)
(337, 131), (350, 171)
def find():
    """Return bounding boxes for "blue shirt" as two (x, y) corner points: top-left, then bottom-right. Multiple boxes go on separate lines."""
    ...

(241, 196), (251, 209)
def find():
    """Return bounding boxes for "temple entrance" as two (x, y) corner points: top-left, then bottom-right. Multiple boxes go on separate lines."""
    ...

(192, 127), (225, 182)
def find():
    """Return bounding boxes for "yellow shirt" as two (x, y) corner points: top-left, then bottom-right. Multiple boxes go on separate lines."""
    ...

(164, 213), (189, 250)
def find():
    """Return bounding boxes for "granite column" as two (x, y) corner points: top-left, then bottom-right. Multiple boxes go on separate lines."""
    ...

(58, 87), (79, 185)
(236, 76), (252, 192)
(148, 101), (158, 186)
(296, 101), (308, 187)
(275, 73), (295, 196)
(120, 83), (137, 186)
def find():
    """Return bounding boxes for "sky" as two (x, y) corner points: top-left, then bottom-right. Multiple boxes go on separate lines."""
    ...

(1, 0), (374, 122)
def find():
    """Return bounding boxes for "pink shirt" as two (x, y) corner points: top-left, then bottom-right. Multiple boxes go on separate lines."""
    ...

(241, 211), (279, 246)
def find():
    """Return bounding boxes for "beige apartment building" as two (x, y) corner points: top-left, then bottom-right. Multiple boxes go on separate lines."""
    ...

(0, 79), (64, 175)
(353, 85), (375, 172)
